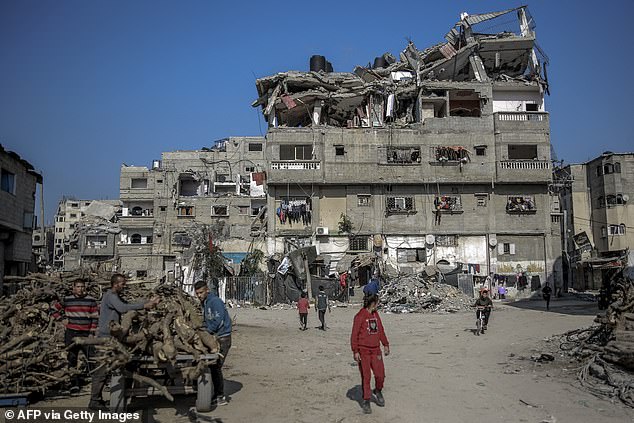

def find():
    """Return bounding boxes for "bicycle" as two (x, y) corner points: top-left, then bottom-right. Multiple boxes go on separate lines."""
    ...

(476, 306), (489, 336)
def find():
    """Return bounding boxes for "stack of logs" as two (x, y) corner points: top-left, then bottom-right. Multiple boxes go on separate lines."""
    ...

(560, 271), (634, 407)
(0, 273), (218, 400)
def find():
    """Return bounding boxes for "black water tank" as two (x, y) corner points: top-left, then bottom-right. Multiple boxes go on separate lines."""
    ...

(373, 56), (387, 69)
(326, 61), (333, 73)
(310, 55), (326, 72)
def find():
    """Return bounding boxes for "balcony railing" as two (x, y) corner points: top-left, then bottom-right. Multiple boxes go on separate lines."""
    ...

(270, 161), (321, 170)
(497, 112), (547, 122)
(499, 160), (550, 170)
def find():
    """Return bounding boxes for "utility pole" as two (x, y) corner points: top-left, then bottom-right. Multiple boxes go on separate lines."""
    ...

(302, 251), (312, 301)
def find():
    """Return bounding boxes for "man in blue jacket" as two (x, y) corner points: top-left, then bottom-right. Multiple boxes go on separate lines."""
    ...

(195, 280), (232, 406)
(363, 272), (381, 297)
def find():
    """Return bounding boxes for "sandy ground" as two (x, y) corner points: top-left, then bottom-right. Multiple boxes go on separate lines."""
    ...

(39, 297), (634, 423)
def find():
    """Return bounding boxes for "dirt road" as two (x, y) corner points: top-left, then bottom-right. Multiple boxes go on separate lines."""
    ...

(43, 298), (634, 422)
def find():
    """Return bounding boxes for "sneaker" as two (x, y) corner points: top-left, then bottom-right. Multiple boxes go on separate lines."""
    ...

(483, 325), (487, 331)
(373, 389), (385, 407)
(213, 395), (228, 406)
(361, 400), (372, 414)
(70, 386), (81, 395)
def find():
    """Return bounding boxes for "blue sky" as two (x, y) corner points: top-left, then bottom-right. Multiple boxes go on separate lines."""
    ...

(1, 0), (633, 224)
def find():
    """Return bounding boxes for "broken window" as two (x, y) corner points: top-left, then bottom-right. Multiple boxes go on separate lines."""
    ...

(130, 234), (142, 244)
(136, 270), (147, 278)
(130, 206), (143, 216)
(525, 103), (539, 112)
(179, 175), (203, 197)
(357, 194), (371, 207)
(386, 196), (415, 213)
(177, 206), (195, 217)
(86, 235), (107, 249)
(600, 163), (621, 175)
(506, 196), (536, 213)
(508, 145), (538, 160)
(475, 146), (487, 156)
(212, 206), (228, 216)
(238, 206), (249, 215)
(397, 248), (426, 263)
(248, 143), (263, 152)
(420, 90), (448, 119)
(434, 146), (470, 163)
(449, 90), (481, 117)
(436, 235), (458, 247)
(159, 206), (166, 212)
(475, 193), (488, 207)
(608, 224), (626, 236)
(349, 236), (370, 251)
(434, 195), (462, 212)
(334, 145), (345, 156)
(131, 178), (147, 189)
(1, 169), (15, 194)
(280, 145), (313, 161)
(251, 199), (266, 216)
(172, 232), (192, 247)
(387, 147), (421, 164)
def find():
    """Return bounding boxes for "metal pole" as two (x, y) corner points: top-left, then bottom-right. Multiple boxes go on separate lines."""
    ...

(562, 210), (569, 292)
(303, 252), (312, 301)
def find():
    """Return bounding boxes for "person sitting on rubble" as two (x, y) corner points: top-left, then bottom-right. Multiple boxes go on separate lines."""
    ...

(195, 280), (233, 406)
(351, 293), (390, 414)
(474, 288), (493, 331)
(363, 272), (380, 297)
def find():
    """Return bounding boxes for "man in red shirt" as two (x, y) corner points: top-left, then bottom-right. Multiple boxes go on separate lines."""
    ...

(297, 292), (310, 330)
(350, 293), (390, 414)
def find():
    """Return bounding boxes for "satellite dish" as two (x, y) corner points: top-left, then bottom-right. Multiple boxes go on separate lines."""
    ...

(489, 235), (498, 247)
(425, 234), (436, 245)
(622, 194), (629, 203)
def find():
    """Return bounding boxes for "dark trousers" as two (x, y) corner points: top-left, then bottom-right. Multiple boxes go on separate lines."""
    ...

(476, 309), (491, 326)
(211, 335), (232, 398)
(65, 329), (92, 386)
(299, 313), (307, 329)
(90, 358), (107, 403)
(318, 310), (326, 329)
(544, 294), (551, 310)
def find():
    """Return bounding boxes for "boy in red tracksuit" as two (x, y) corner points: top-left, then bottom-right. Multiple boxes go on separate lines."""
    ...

(297, 292), (310, 330)
(350, 294), (390, 414)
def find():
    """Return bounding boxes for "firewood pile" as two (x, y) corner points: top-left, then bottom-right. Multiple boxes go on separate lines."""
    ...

(0, 273), (217, 400)
(554, 272), (634, 407)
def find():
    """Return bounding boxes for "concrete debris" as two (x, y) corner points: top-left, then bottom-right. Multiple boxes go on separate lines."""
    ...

(253, 6), (548, 128)
(379, 274), (474, 313)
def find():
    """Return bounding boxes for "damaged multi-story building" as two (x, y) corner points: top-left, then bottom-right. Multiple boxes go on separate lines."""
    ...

(0, 145), (42, 291)
(254, 6), (563, 289)
(53, 198), (122, 271)
(557, 152), (634, 291)
(117, 137), (267, 281)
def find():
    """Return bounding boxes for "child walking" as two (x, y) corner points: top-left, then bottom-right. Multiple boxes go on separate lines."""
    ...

(350, 294), (390, 414)
(297, 292), (310, 330)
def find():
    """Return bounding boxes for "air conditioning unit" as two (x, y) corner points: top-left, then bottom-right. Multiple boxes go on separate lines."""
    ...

(316, 227), (329, 236)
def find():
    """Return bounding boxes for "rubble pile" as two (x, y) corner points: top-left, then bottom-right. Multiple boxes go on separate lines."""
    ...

(380, 274), (474, 313)
(549, 272), (634, 407)
(0, 273), (216, 399)
(253, 6), (548, 128)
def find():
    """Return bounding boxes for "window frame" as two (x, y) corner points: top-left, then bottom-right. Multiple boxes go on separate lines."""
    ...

(0, 169), (16, 195)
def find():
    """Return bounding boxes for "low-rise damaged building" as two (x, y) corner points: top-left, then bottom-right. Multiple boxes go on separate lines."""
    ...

(254, 7), (563, 290)
(117, 137), (267, 281)
(557, 152), (634, 291)
(0, 145), (42, 291)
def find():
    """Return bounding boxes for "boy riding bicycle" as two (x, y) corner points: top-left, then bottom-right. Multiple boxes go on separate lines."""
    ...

(474, 288), (493, 332)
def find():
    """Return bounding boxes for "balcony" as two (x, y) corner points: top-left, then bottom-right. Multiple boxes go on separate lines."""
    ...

(499, 160), (550, 170)
(433, 195), (463, 214)
(270, 161), (321, 170)
(497, 160), (551, 183)
(506, 196), (537, 214)
(494, 112), (549, 133)
(269, 161), (322, 184)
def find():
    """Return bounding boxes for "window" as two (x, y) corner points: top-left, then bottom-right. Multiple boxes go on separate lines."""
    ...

(1, 169), (16, 194)
(86, 235), (107, 249)
(131, 178), (148, 189)
(279, 145), (312, 160)
(146, 235), (153, 244)
(212, 206), (228, 216)
(349, 236), (370, 251)
(84, 202), (90, 206)
(499, 243), (516, 255)
(615, 163), (622, 173)
(508, 145), (538, 160)
(71, 203), (78, 208)
(608, 224), (626, 236)
(475, 146), (487, 156)
(397, 248), (426, 263)
(23, 212), (34, 229)
(436, 235), (457, 247)
(177, 206), (195, 217)
(130, 234), (142, 244)
(387, 146), (421, 164)
(70, 213), (77, 218)
(248, 143), (263, 152)
(434, 146), (469, 163)
(157, 179), (163, 183)
(179, 176), (202, 196)
(475, 193), (487, 207)
(159, 206), (166, 212)
(386, 196), (415, 213)
(506, 196), (536, 213)
(172, 232), (192, 247)
(597, 166), (603, 177)
(251, 200), (266, 216)
(245, 166), (255, 173)
(525, 103), (539, 112)
(238, 206), (249, 215)
(357, 195), (371, 207)
(136, 271), (147, 278)
(335, 145), (345, 156)
(551, 215), (561, 223)
(604, 164), (614, 175)
(130, 206), (143, 216)
(434, 195), (462, 212)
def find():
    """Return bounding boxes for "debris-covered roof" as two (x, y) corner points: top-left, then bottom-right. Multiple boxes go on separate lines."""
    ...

(0, 144), (43, 183)
(253, 6), (548, 129)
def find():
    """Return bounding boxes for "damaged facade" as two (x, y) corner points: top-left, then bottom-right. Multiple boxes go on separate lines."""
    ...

(256, 7), (563, 290)
(557, 152), (634, 290)
(0, 145), (42, 291)
(117, 137), (267, 281)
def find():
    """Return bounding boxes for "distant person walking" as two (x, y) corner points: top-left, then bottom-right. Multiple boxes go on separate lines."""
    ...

(350, 294), (390, 414)
(497, 284), (506, 300)
(297, 292), (310, 330)
(315, 285), (330, 330)
(542, 282), (553, 310)
(363, 272), (380, 297)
